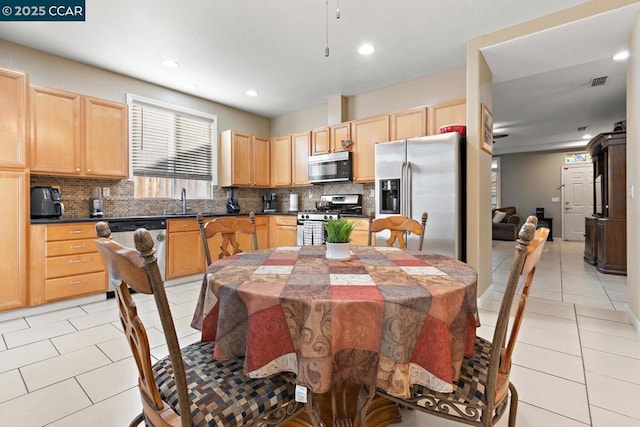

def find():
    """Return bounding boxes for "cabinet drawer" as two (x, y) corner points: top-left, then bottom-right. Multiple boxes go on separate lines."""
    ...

(47, 223), (97, 241)
(47, 238), (96, 257)
(46, 271), (106, 301)
(46, 252), (104, 279)
(168, 219), (199, 232)
(273, 216), (297, 226)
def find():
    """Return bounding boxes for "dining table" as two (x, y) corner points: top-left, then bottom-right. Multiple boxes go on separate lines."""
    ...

(191, 245), (478, 426)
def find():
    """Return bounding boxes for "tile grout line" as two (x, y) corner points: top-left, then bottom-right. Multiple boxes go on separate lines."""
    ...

(574, 303), (594, 427)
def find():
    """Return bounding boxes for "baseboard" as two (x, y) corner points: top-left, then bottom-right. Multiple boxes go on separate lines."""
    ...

(0, 294), (106, 323)
(477, 284), (497, 308)
(624, 304), (640, 335)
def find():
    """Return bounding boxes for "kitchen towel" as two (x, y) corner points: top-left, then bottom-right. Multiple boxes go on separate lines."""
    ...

(303, 221), (314, 245)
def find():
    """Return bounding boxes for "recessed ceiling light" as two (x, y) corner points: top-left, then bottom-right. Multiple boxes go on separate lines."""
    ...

(613, 50), (629, 61)
(358, 44), (375, 55)
(582, 133), (593, 140)
(162, 59), (179, 68)
(246, 90), (258, 97)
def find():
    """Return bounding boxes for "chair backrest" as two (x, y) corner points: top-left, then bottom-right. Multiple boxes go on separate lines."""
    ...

(485, 216), (548, 413)
(197, 212), (258, 265)
(95, 224), (192, 427)
(367, 211), (428, 250)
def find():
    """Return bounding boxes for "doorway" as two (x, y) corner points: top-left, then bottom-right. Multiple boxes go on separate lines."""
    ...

(562, 164), (592, 241)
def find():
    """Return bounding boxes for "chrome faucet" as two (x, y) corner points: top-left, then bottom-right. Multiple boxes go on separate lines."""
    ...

(180, 188), (188, 214)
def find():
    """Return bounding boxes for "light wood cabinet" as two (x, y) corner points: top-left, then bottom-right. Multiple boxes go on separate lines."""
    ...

(391, 106), (428, 140)
(344, 217), (369, 246)
(166, 218), (205, 279)
(219, 130), (270, 187)
(269, 216), (297, 247)
(0, 67), (28, 169)
(83, 96), (129, 178)
(30, 85), (128, 178)
(29, 222), (107, 306)
(352, 115), (389, 183)
(0, 171), (28, 311)
(331, 122), (352, 152)
(428, 98), (466, 135)
(292, 131), (311, 186)
(311, 127), (330, 155)
(271, 135), (292, 187)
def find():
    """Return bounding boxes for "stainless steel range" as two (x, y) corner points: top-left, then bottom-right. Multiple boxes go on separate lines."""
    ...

(296, 194), (362, 245)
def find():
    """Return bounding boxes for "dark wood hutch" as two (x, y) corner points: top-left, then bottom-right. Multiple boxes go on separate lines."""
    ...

(583, 131), (626, 275)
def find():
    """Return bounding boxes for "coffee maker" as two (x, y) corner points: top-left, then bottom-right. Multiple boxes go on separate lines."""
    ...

(262, 193), (277, 213)
(225, 187), (240, 213)
(89, 187), (104, 218)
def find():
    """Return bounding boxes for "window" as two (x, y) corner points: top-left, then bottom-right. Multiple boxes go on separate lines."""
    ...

(127, 94), (217, 199)
(491, 158), (501, 209)
(564, 152), (591, 164)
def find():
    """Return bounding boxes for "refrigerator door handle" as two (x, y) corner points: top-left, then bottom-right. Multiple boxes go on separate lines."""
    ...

(406, 162), (413, 217)
(400, 161), (407, 216)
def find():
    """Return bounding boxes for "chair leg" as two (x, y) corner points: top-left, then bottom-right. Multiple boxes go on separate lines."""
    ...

(508, 382), (518, 427)
(129, 412), (144, 427)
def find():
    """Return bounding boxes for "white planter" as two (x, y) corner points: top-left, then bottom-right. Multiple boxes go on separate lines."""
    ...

(325, 242), (351, 261)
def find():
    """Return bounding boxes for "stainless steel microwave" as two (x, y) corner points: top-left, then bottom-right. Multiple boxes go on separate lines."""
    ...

(308, 151), (352, 183)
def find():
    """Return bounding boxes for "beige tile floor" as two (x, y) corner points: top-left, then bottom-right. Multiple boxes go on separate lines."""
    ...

(0, 240), (638, 426)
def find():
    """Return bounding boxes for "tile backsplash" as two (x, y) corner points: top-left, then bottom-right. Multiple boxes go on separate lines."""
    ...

(30, 176), (375, 219)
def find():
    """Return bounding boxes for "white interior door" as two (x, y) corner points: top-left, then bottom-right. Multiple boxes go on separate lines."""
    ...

(562, 164), (592, 241)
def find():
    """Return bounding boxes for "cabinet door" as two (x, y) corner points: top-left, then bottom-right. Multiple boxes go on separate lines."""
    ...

(0, 67), (27, 169)
(345, 218), (369, 246)
(352, 115), (389, 183)
(331, 122), (351, 152)
(292, 131), (310, 186)
(275, 225), (297, 247)
(391, 107), (428, 140)
(167, 230), (205, 279)
(0, 171), (27, 311)
(252, 136), (271, 187)
(231, 131), (253, 186)
(272, 135), (292, 187)
(84, 97), (128, 178)
(311, 127), (330, 155)
(429, 98), (466, 135)
(30, 86), (82, 175)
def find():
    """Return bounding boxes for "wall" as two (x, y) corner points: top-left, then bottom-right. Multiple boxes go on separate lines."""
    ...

(270, 67), (466, 136)
(498, 151), (571, 238)
(627, 12), (639, 325)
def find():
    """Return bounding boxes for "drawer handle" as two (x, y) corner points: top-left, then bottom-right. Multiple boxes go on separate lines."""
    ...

(69, 259), (85, 264)
(70, 230), (85, 234)
(70, 244), (86, 249)
(69, 280), (85, 285)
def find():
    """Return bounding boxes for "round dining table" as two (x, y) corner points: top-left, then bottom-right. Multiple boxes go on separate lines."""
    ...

(191, 245), (478, 426)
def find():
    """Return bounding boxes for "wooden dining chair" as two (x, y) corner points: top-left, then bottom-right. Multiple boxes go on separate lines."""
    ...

(375, 216), (549, 427)
(94, 222), (306, 427)
(197, 212), (258, 265)
(367, 211), (428, 250)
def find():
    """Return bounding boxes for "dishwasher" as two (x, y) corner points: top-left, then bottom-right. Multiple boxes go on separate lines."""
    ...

(107, 218), (167, 292)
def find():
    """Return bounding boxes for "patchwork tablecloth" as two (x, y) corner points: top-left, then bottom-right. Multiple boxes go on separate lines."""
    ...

(191, 245), (478, 399)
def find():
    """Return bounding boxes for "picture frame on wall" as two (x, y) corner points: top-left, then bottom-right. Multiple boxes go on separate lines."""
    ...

(481, 104), (494, 154)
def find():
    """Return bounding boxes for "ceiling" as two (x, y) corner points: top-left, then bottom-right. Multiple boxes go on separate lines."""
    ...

(0, 0), (638, 154)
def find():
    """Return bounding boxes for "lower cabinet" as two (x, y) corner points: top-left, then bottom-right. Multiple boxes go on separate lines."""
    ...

(270, 216), (297, 247)
(166, 218), (205, 279)
(345, 218), (369, 246)
(30, 222), (107, 305)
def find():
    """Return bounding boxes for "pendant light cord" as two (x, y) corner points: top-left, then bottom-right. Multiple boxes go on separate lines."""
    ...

(325, 0), (329, 57)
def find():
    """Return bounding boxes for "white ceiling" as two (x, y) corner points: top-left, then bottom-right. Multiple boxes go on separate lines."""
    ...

(0, 0), (637, 154)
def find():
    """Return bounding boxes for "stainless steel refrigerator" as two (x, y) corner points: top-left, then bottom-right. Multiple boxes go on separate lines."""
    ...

(374, 132), (465, 259)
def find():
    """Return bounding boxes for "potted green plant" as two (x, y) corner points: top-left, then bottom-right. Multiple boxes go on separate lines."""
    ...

(324, 218), (356, 260)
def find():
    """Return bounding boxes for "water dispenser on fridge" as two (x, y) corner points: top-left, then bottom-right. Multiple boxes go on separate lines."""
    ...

(379, 179), (400, 214)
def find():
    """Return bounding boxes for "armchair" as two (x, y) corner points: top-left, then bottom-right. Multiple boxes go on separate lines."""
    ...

(492, 207), (522, 241)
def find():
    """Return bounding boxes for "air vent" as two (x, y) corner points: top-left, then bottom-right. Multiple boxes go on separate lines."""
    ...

(590, 76), (608, 87)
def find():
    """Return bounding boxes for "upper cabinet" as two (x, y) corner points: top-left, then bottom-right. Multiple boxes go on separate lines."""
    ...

(0, 67), (28, 169)
(428, 98), (466, 135)
(391, 106), (428, 140)
(219, 130), (270, 187)
(311, 122), (352, 155)
(271, 135), (292, 187)
(331, 122), (352, 153)
(352, 114), (389, 183)
(30, 85), (128, 178)
(311, 127), (330, 155)
(292, 131), (310, 186)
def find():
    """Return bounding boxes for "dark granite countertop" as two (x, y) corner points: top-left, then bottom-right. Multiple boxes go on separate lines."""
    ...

(30, 211), (298, 225)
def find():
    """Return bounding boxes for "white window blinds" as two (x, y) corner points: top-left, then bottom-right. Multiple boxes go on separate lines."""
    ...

(130, 99), (215, 181)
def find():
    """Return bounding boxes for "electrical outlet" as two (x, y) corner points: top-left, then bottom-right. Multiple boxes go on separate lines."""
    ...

(102, 187), (110, 198)
(308, 188), (313, 199)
